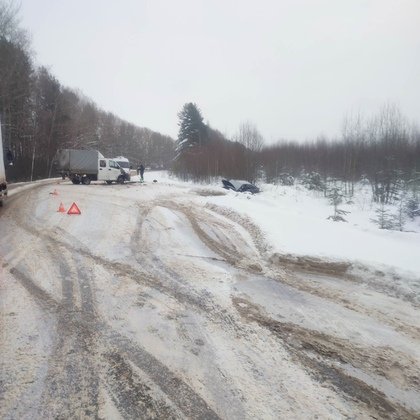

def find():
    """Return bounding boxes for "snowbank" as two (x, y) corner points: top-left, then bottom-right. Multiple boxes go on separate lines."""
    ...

(153, 172), (420, 278)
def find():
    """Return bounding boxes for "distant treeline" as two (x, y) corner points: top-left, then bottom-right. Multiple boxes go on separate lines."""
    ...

(0, 1), (174, 182)
(262, 107), (420, 182)
(174, 102), (420, 203)
(262, 106), (420, 200)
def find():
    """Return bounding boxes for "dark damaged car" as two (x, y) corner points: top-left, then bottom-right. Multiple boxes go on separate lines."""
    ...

(222, 179), (260, 194)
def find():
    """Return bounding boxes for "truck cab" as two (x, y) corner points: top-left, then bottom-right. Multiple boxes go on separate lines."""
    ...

(113, 156), (131, 181)
(98, 158), (124, 184)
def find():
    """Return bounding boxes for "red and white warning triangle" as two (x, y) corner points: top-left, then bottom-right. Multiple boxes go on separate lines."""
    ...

(67, 202), (81, 215)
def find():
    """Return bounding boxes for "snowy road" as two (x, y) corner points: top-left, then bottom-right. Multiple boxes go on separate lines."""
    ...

(1, 180), (419, 419)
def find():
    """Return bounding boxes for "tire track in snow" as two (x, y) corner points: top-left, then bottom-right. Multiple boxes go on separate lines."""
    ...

(233, 296), (420, 419)
(130, 204), (243, 336)
(4, 195), (221, 419)
(9, 198), (241, 417)
(272, 268), (420, 340)
(102, 351), (181, 420)
(150, 202), (420, 417)
(144, 201), (420, 417)
(35, 241), (188, 418)
(36, 243), (100, 419)
(203, 203), (420, 340)
(175, 204), (264, 273)
(9, 261), (220, 419)
(9, 267), (60, 312)
(6, 185), (420, 418)
(95, 203), (418, 415)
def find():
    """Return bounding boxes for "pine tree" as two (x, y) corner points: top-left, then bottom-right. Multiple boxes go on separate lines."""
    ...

(392, 198), (407, 231)
(327, 187), (349, 222)
(404, 194), (420, 220)
(175, 103), (206, 159)
(371, 203), (395, 229)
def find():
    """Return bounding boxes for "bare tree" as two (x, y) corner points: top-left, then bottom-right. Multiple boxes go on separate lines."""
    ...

(234, 121), (264, 182)
(0, 0), (29, 47)
(235, 121), (264, 152)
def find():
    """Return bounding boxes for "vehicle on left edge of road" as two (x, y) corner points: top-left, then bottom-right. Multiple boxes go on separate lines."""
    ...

(0, 119), (8, 207)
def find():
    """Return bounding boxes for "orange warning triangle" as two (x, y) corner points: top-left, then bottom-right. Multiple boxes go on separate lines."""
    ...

(67, 202), (81, 215)
(57, 202), (66, 213)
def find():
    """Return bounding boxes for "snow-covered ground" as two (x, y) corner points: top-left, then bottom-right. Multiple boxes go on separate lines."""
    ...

(1, 173), (419, 419)
(147, 171), (420, 279)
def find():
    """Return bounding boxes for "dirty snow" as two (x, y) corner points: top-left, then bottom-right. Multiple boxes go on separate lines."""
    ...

(141, 172), (420, 278)
(1, 173), (419, 419)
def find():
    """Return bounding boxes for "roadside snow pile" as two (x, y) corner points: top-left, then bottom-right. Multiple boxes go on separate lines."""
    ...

(9, 178), (61, 197)
(203, 181), (420, 278)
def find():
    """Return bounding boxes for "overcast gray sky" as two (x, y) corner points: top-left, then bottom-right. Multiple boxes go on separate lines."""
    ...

(19, 0), (420, 142)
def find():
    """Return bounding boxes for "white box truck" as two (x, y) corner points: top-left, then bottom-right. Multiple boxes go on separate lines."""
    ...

(55, 149), (126, 185)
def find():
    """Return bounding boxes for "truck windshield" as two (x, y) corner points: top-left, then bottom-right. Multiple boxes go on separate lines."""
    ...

(117, 161), (130, 169)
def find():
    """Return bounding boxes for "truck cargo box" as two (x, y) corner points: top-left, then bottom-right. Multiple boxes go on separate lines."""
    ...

(55, 149), (104, 174)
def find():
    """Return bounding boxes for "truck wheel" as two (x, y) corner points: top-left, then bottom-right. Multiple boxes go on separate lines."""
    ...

(82, 176), (91, 185)
(106, 181), (112, 185)
(117, 175), (124, 184)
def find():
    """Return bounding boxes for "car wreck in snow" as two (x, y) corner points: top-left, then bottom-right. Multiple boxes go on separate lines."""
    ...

(222, 179), (260, 194)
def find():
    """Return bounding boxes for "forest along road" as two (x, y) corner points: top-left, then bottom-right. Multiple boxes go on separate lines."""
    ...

(1, 181), (419, 419)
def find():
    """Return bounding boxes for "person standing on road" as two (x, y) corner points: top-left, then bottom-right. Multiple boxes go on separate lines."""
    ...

(139, 163), (145, 182)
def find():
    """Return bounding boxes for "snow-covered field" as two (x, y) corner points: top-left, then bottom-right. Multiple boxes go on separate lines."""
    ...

(1, 173), (419, 419)
(153, 171), (420, 278)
